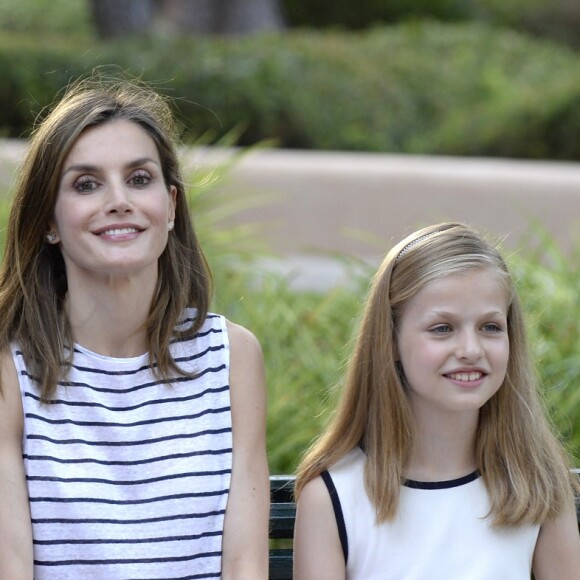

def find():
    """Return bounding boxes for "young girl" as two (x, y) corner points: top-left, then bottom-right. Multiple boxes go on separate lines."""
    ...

(294, 222), (580, 579)
(0, 77), (269, 579)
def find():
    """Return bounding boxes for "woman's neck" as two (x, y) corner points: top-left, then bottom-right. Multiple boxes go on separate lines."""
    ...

(64, 272), (157, 358)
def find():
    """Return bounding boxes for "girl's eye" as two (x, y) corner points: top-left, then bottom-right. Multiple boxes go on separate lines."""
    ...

(130, 171), (151, 187)
(431, 324), (451, 335)
(482, 323), (503, 333)
(74, 176), (98, 193)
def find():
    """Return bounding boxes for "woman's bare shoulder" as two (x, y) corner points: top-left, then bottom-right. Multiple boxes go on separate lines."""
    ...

(0, 348), (22, 436)
(225, 319), (262, 355)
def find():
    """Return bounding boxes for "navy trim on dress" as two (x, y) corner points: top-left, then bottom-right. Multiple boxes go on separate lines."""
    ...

(321, 470), (348, 564)
(404, 470), (480, 490)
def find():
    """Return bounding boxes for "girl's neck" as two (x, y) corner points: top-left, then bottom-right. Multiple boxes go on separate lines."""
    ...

(405, 406), (479, 482)
(64, 273), (156, 358)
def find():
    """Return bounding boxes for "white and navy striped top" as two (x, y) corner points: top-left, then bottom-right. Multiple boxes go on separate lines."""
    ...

(14, 309), (232, 580)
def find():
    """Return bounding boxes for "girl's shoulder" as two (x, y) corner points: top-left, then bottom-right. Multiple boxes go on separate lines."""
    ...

(328, 446), (366, 476)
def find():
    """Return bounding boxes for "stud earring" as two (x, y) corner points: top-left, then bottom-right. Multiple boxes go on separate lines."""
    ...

(46, 233), (57, 243)
(167, 221), (174, 231)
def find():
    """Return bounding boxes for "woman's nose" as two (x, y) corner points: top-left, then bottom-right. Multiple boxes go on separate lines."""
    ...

(105, 181), (132, 213)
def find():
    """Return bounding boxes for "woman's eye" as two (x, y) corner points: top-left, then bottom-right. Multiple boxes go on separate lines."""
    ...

(74, 177), (98, 193)
(130, 171), (151, 187)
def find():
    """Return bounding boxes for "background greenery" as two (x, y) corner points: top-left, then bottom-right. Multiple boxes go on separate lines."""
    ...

(0, 0), (580, 159)
(0, 0), (578, 473)
(2, 175), (577, 474)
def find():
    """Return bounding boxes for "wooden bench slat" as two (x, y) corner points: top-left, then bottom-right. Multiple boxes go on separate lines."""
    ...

(269, 502), (296, 538)
(268, 549), (293, 580)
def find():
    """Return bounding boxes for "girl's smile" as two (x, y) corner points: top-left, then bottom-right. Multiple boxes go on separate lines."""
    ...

(396, 268), (510, 417)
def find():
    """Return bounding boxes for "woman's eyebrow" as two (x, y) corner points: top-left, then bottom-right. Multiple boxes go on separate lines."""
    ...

(62, 157), (159, 176)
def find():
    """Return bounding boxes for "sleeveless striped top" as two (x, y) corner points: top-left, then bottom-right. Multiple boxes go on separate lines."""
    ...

(14, 310), (232, 580)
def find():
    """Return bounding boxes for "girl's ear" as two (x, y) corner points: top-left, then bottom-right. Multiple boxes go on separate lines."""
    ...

(392, 325), (400, 361)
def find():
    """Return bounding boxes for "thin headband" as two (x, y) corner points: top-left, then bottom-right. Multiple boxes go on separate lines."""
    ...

(395, 229), (443, 263)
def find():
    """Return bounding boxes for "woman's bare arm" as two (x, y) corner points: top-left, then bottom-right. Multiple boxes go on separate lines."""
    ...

(221, 321), (270, 579)
(0, 350), (33, 579)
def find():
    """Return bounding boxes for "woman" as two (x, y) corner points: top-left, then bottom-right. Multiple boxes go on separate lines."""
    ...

(0, 77), (269, 579)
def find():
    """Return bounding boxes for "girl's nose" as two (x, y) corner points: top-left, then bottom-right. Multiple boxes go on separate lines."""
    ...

(456, 331), (483, 362)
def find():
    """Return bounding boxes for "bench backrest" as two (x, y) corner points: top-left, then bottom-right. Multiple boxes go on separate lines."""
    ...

(269, 475), (295, 580)
(269, 474), (580, 580)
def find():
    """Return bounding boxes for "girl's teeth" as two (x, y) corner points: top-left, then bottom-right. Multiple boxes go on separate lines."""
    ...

(450, 372), (481, 381)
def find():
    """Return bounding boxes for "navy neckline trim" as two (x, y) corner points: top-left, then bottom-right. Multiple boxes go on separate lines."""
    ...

(404, 470), (480, 490)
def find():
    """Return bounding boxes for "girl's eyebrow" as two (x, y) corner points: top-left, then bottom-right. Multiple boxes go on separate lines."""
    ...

(425, 309), (507, 319)
(61, 157), (159, 176)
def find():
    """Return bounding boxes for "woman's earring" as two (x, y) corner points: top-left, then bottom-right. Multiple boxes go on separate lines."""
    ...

(46, 233), (57, 243)
(167, 221), (174, 231)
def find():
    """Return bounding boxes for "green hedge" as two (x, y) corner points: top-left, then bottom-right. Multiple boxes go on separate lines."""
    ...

(282, 0), (580, 50)
(2, 22), (580, 159)
(0, 192), (577, 474)
(282, 0), (473, 28)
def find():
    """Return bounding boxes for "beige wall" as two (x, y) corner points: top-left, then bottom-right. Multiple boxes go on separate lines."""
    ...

(188, 148), (580, 263)
(2, 139), (579, 268)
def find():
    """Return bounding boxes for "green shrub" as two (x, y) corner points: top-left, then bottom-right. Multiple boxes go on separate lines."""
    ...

(476, 0), (580, 50)
(282, 0), (476, 29)
(282, 0), (580, 51)
(0, 0), (93, 37)
(507, 229), (580, 460)
(0, 176), (578, 474)
(1, 22), (580, 158)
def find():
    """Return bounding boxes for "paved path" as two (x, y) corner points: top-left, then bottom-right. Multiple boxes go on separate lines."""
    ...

(2, 140), (579, 288)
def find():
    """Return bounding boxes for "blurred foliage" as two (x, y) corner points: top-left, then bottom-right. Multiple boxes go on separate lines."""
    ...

(0, 0), (93, 36)
(0, 177), (577, 473)
(1, 22), (580, 159)
(282, 0), (475, 28)
(507, 228), (580, 461)
(282, 0), (580, 50)
(0, 0), (578, 472)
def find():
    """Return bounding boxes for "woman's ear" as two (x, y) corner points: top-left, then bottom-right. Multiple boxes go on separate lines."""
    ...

(45, 226), (60, 244)
(168, 185), (177, 222)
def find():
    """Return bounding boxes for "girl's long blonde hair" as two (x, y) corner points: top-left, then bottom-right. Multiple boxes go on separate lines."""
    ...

(295, 222), (578, 526)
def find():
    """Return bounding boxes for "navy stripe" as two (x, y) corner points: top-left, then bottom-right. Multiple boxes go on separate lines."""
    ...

(152, 573), (221, 580)
(24, 381), (228, 412)
(22, 364), (227, 396)
(25, 403), (230, 429)
(35, 550), (222, 566)
(27, 468), (231, 486)
(25, 447), (232, 467)
(172, 326), (222, 343)
(27, 426), (232, 448)
(30, 489), (229, 506)
(67, 345), (226, 377)
(32, 508), (226, 525)
(34, 530), (222, 546)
